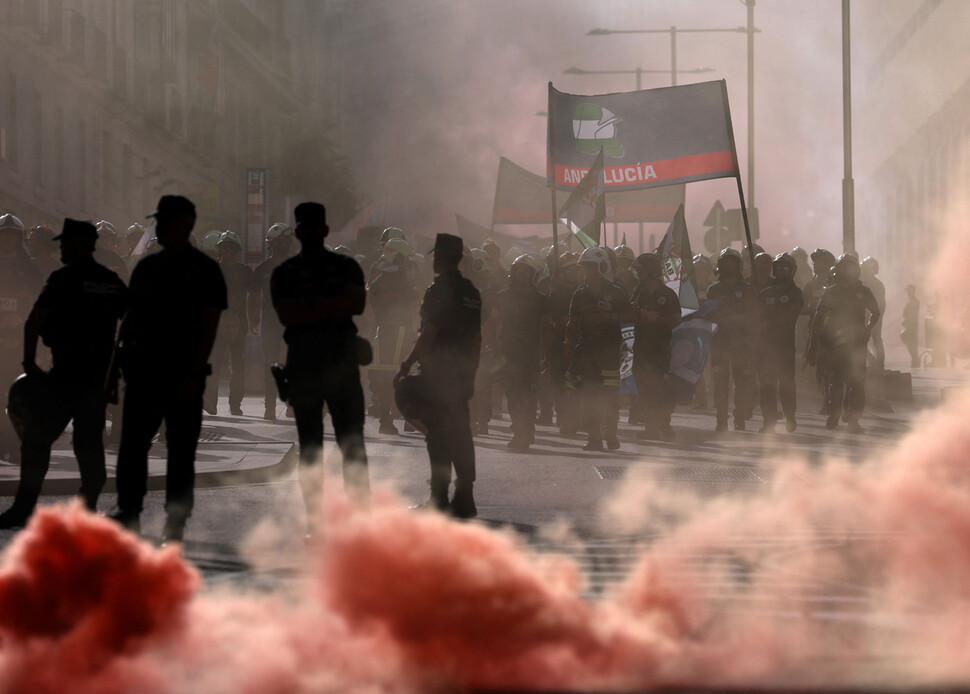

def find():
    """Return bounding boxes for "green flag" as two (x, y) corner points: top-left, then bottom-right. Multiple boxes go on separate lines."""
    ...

(655, 204), (699, 311)
(557, 149), (605, 246)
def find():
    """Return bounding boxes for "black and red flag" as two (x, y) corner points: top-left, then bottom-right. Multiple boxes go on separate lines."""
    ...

(547, 80), (739, 191)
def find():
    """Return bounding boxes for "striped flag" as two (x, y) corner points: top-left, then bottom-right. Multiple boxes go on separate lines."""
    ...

(548, 80), (739, 191)
(557, 149), (605, 246)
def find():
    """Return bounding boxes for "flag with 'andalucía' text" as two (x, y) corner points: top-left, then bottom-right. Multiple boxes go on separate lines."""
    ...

(491, 157), (686, 225)
(558, 148), (605, 246)
(547, 80), (739, 191)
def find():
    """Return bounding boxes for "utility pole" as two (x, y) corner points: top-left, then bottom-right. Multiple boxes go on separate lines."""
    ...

(842, 0), (855, 254)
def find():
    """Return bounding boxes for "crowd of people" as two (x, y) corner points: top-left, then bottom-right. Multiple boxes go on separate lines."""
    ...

(0, 196), (910, 533)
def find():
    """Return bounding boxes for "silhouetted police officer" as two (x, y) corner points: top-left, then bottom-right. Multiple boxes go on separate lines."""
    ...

(210, 230), (253, 416)
(566, 247), (634, 451)
(757, 253), (804, 433)
(494, 254), (550, 451)
(806, 253), (880, 433)
(707, 248), (757, 432)
(630, 253), (681, 441)
(0, 214), (43, 461)
(110, 195), (227, 543)
(395, 233), (481, 517)
(271, 202), (370, 527)
(368, 238), (419, 435)
(0, 219), (126, 528)
(251, 223), (294, 420)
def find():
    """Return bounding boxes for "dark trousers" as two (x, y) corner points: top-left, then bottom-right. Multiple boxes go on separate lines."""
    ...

(116, 375), (205, 521)
(261, 324), (284, 411)
(576, 358), (620, 442)
(552, 356), (582, 433)
(0, 354), (20, 457)
(13, 381), (106, 515)
(826, 345), (867, 422)
(504, 361), (539, 442)
(758, 346), (796, 423)
(711, 340), (753, 424)
(633, 356), (674, 431)
(212, 334), (247, 409)
(288, 359), (369, 502)
(425, 398), (476, 507)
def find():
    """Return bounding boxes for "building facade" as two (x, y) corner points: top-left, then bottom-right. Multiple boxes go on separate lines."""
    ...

(0, 0), (353, 261)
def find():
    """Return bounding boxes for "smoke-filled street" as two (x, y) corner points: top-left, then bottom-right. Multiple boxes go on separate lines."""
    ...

(4, 0), (970, 691)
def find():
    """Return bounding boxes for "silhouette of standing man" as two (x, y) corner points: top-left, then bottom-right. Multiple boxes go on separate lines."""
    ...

(110, 195), (227, 543)
(0, 219), (126, 528)
(270, 202), (370, 527)
(395, 233), (481, 518)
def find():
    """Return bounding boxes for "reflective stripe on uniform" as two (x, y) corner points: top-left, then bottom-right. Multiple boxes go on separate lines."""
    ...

(369, 325), (408, 371)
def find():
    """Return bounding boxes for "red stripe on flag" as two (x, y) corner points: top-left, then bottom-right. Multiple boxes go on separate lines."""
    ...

(556, 151), (736, 188)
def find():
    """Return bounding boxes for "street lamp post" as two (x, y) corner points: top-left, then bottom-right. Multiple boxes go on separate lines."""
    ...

(589, 11), (759, 204)
(564, 65), (715, 250)
(842, 0), (855, 255)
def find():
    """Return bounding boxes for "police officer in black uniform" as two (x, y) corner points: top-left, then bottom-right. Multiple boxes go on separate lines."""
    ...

(548, 251), (584, 435)
(26, 224), (60, 279)
(494, 254), (550, 451)
(707, 248), (757, 432)
(251, 223), (294, 420)
(757, 253), (804, 433)
(271, 202), (370, 527)
(630, 253), (681, 441)
(0, 214), (43, 461)
(565, 247), (634, 452)
(395, 233), (481, 517)
(211, 230), (253, 416)
(806, 253), (880, 433)
(368, 238), (419, 435)
(110, 196), (227, 543)
(0, 219), (126, 528)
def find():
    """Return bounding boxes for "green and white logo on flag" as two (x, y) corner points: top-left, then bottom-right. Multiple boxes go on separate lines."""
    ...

(572, 103), (623, 157)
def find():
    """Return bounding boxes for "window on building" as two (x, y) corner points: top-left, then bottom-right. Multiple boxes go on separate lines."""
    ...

(78, 120), (87, 213)
(31, 88), (42, 187)
(54, 107), (64, 200)
(2, 74), (18, 168)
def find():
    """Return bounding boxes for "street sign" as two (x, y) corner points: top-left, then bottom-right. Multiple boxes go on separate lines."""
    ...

(245, 168), (266, 265)
(703, 200), (727, 253)
(703, 201), (758, 253)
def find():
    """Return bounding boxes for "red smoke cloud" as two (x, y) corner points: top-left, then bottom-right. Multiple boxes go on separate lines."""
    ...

(6, 395), (970, 693)
(0, 503), (197, 694)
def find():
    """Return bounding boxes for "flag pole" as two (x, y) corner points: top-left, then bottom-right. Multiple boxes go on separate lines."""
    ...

(547, 82), (560, 279)
(719, 80), (756, 267)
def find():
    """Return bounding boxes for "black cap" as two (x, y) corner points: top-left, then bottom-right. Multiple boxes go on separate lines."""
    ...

(294, 201), (327, 226)
(146, 195), (196, 220)
(52, 218), (98, 242)
(429, 233), (463, 258)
